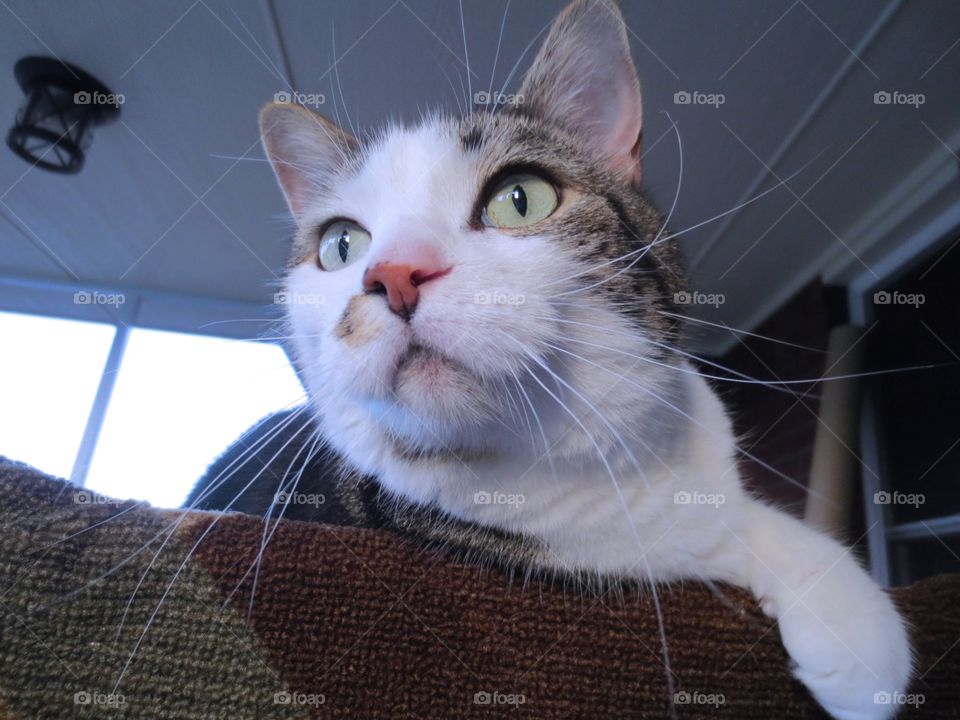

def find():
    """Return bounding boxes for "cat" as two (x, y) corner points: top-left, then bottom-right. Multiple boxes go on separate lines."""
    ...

(190, 1), (912, 717)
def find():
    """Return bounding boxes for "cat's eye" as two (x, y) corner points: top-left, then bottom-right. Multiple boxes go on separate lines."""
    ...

(317, 220), (371, 271)
(482, 174), (558, 229)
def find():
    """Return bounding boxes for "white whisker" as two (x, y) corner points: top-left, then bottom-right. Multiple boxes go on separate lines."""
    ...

(109, 410), (314, 693)
(515, 345), (676, 708)
(658, 310), (826, 353)
(536, 154), (822, 294)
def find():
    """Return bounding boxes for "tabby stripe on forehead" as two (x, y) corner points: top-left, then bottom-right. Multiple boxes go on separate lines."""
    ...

(461, 127), (484, 152)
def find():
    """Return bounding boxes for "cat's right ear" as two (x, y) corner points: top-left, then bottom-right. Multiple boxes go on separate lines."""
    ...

(518, 0), (643, 185)
(259, 102), (356, 219)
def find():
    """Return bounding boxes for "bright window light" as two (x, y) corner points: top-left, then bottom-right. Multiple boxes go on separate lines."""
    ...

(0, 310), (115, 479)
(85, 328), (305, 509)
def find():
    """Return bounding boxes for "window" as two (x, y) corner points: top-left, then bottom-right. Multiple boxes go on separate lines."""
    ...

(866, 241), (960, 584)
(0, 310), (304, 509)
(85, 328), (304, 508)
(0, 311), (115, 479)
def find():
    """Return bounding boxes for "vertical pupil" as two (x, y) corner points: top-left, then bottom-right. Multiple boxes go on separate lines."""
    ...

(337, 231), (350, 262)
(510, 185), (527, 216)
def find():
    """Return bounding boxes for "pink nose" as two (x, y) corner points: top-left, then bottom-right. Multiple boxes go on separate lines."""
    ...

(363, 261), (451, 320)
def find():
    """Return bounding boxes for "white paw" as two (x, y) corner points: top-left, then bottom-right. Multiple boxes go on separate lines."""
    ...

(776, 583), (913, 720)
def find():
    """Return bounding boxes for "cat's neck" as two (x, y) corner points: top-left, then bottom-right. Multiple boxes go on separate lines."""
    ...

(321, 364), (742, 574)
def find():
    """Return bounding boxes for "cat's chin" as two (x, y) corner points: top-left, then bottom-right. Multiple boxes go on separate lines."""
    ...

(391, 343), (464, 391)
(390, 344), (487, 415)
(339, 342), (505, 452)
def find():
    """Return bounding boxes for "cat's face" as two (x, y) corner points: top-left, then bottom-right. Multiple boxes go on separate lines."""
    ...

(262, 0), (687, 472)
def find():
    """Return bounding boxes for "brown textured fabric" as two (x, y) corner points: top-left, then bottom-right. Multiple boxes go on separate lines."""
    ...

(0, 458), (957, 718)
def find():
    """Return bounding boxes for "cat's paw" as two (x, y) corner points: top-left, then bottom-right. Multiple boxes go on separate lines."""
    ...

(776, 581), (912, 720)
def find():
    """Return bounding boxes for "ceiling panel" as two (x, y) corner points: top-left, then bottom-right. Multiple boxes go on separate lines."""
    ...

(0, 0), (958, 351)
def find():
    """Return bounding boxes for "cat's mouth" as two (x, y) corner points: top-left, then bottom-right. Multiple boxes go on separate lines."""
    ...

(391, 343), (470, 394)
(376, 340), (499, 436)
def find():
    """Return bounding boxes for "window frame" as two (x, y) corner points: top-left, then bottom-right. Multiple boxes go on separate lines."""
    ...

(848, 212), (960, 586)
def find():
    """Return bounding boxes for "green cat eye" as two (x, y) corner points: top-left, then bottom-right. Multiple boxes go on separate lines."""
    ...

(482, 174), (558, 229)
(318, 220), (371, 271)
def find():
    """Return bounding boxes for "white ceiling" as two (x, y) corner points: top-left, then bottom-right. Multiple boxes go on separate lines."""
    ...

(1, 0), (959, 350)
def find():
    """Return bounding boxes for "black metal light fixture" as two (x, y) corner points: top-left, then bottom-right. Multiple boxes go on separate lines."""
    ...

(6, 56), (121, 174)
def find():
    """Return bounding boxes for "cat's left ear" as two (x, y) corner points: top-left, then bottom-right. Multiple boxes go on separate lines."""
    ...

(518, 0), (643, 184)
(259, 102), (357, 219)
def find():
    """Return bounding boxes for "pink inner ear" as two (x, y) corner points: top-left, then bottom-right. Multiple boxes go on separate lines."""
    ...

(569, 53), (642, 183)
(274, 162), (308, 218)
(598, 76), (643, 183)
(609, 141), (643, 185)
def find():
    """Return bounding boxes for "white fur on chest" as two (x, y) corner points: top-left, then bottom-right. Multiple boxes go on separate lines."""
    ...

(327, 364), (750, 583)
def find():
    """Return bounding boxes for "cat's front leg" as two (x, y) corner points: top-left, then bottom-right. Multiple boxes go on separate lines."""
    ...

(733, 501), (912, 720)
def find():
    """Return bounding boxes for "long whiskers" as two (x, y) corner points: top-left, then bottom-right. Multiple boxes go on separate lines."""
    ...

(541, 337), (837, 505)
(108, 409), (315, 693)
(511, 341), (677, 713)
(244, 426), (327, 621)
(539, 315), (813, 397)
(487, 0), (512, 103)
(25, 401), (310, 616)
(535, 154), (822, 295)
(509, 364), (559, 485)
(458, 0), (472, 113)
(657, 310), (826, 353)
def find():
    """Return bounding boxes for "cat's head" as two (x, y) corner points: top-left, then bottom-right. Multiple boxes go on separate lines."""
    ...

(260, 0), (687, 479)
